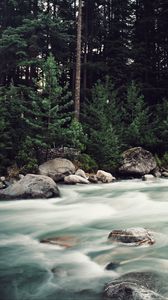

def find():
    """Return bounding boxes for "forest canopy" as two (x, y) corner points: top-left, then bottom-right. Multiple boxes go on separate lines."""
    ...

(0, 0), (168, 174)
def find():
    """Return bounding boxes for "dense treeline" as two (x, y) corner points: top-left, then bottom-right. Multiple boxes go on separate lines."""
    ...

(0, 0), (168, 174)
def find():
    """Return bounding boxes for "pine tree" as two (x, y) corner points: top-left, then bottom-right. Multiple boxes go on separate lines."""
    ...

(0, 84), (24, 173)
(121, 81), (153, 148)
(85, 79), (121, 171)
(18, 54), (73, 166)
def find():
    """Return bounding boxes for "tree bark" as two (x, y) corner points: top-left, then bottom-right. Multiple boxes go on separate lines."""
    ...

(74, 0), (82, 121)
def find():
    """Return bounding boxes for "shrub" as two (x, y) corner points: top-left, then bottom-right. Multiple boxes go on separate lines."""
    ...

(162, 152), (168, 167)
(78, 153), (98, 172)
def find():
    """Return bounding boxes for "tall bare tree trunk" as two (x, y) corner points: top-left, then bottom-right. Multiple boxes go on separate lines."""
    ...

(83, 0), (88, 101)
(74, 0), (82, 121)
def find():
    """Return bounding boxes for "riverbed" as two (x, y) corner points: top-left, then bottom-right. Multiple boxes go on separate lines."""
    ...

(0, 179), (168, 300)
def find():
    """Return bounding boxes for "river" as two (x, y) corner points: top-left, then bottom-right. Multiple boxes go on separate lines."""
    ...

(0, 179), (168, 300)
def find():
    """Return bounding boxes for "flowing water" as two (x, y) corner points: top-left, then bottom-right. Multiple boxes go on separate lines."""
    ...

(0, 179), (168, 300)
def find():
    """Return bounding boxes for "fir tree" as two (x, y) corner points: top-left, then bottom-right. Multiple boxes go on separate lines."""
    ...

(18, 54), (73, 165)
(85, 79), (121, 171)
(122, 81), (153, 148)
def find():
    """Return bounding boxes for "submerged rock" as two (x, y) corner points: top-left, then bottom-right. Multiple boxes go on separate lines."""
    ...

(119, 147), (157, 176)
(64, 174), (89, 184)
(96, 170), (116, 183)
(39, 158), (75, 182)
(105, 262), (120, 271)
(40, 236), (77, 248)
(103, 272), (166, 299)
(108, 228), (155, 246)
(0, 174), (60, 200)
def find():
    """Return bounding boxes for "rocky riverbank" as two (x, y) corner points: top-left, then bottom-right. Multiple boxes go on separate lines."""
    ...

(0, 147), (167, 200)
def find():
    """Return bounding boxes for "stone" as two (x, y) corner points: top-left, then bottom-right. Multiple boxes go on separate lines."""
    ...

(162, 172), (168, 178)
(0, 176), (6, 182)
(0, 182), (5, 189)
(39, 158), (75, 182)
(0, 174), (60, 200)
(96, 170), (116, 183)
(103, 281), (162, 300)
(142, 174), (156, 181)
(40, 236), (77, 248)
(153, 171), (161, 178)
(108, 228), (155, 246)
(103, 272), (166, 299)
(75, 169), (88, 179)
(119, 147), (157, 176)
(88, 174), (98, 183)
(64, 174), (89, 184)
(105, 262), (120, 271)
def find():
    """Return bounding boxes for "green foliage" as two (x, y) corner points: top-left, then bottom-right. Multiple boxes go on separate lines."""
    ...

(154, 154), (162, 168)
(21, 54), (73, 160)
(78, 154), (98, 173)
(152, 99), (168, 153)
(0, 84), (23, 174)
(85, 79), (121, 172)
(0, 0), (168, 173)
(162, 152), (168, 167)
(16, 136), (38, 173)
(67, 119), (87, 151)
(121, 81), (154, 148)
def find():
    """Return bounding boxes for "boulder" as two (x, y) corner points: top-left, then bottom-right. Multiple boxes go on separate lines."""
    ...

(119, 147), (157, 176)
(96, 170), (116, 183)
(142, 174), (156, 181)
(108, 227), (155, 246)
(0, 174), (60, 200)
(88, 174), (98, 183)
(103, 272), (166, 299)
(39, 158), (75, 182)
(64, 174), (89, 184)
(75, 169), (88, 179)
(40, 236), (77, 248)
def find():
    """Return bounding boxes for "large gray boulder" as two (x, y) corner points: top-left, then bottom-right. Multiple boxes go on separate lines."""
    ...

(103, 272), (166, 299)
(39, 158), (75, 182)
(119, 147), (157, 176)
(0, 174), (60, 200)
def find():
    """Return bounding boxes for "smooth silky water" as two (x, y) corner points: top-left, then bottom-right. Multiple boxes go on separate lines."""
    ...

(0, 179), (168, 300)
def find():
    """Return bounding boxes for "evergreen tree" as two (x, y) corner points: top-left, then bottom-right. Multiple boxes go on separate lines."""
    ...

(85, 79), (121, 171)
(18, 54), (73, 165)
(0, 84), (24, 173)
(121, 81), (153, 148)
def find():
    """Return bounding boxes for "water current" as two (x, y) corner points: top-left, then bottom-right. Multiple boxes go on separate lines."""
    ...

(0, 179), (168, 300)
